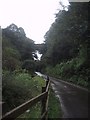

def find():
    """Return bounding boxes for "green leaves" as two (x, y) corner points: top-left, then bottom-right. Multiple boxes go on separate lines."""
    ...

(40, 3), (89, 88)
(2, 71), (45, 113)
(42, 3), (88, 66)
(2, 24), (36, 73)
(3, 47), (21, 71)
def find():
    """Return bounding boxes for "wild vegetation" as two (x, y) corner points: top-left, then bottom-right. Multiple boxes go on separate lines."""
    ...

(2, 2), (89, 118)
(2, 24), (39, 114)
(2, 23), (60, 118)
(39, 2), (89, 88)
(2, 24), (37, 73)
(16, 87), (61, 119)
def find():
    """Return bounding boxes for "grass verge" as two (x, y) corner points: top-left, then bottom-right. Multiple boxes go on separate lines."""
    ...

(48, 87), (62, 118)
(17, 75), (45, 119)
(17, 76), (62, 119)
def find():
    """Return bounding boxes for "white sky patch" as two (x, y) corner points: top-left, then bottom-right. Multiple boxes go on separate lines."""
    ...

(69, 0), (89, 1)
(0, 0), (69, 43)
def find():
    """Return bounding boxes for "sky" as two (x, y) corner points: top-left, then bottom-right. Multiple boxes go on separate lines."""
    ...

(0, 0), (69, 44)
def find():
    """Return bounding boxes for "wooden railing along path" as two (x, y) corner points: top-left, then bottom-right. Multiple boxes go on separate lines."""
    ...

(2, 77), (50, 120)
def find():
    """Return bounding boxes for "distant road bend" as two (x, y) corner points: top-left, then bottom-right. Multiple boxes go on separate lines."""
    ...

(35, 72), (89, 118)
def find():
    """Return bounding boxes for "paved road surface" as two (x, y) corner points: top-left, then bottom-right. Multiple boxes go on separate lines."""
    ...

(35, 72), (89, 118)
(49, 77), (88, 118)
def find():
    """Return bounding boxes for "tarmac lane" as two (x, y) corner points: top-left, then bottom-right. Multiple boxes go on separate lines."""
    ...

(49, 77), (89, 118)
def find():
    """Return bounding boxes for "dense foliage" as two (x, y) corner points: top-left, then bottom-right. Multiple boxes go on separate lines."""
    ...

(40, 2), (89, 88)
(2, 24), (38, 114)
(2, 24), (36, 73)
(2, 71), (45, 114)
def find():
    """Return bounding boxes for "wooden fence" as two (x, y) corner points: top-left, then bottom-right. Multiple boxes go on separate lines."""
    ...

(2, 78), (50, 120)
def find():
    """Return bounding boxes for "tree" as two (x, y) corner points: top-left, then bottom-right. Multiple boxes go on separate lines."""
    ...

(42, 2), (88, 66)
(22, 60), (35, 75)
(2, 24), (36, 72)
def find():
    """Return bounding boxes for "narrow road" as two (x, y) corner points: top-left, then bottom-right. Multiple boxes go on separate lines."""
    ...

(35, 72), (88, 118)
(49, 77), (88, 118)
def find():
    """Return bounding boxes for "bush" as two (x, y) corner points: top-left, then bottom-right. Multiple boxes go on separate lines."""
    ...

(2, 71), (43, 113)
(3, 47), (21, 71)
(22, 60), (35, 75)
(45, 57), (88, 88)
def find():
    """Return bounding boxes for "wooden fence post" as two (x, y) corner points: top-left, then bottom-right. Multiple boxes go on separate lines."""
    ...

(45, 79), (49, 120)
(41, 77), (49, 120)
(46, 76), (49, 87)
(41, 87), (46, 116)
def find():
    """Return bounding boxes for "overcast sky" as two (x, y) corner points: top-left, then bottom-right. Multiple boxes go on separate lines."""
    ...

(0, 0), (70, 43)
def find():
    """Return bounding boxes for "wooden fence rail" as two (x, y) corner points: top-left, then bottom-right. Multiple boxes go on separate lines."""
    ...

(2, 78), (50, 120)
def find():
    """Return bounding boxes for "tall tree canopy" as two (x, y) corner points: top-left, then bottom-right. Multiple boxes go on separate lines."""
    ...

(39, 2), (89, 87)
(2, 24), (35, 71)
(41, 2), (88, 66)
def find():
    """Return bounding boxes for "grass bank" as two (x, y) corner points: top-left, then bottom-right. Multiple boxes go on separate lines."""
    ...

(48, 87), (62, 118)
(17, 76), (62, 119)
(3, 71), (45, 113)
